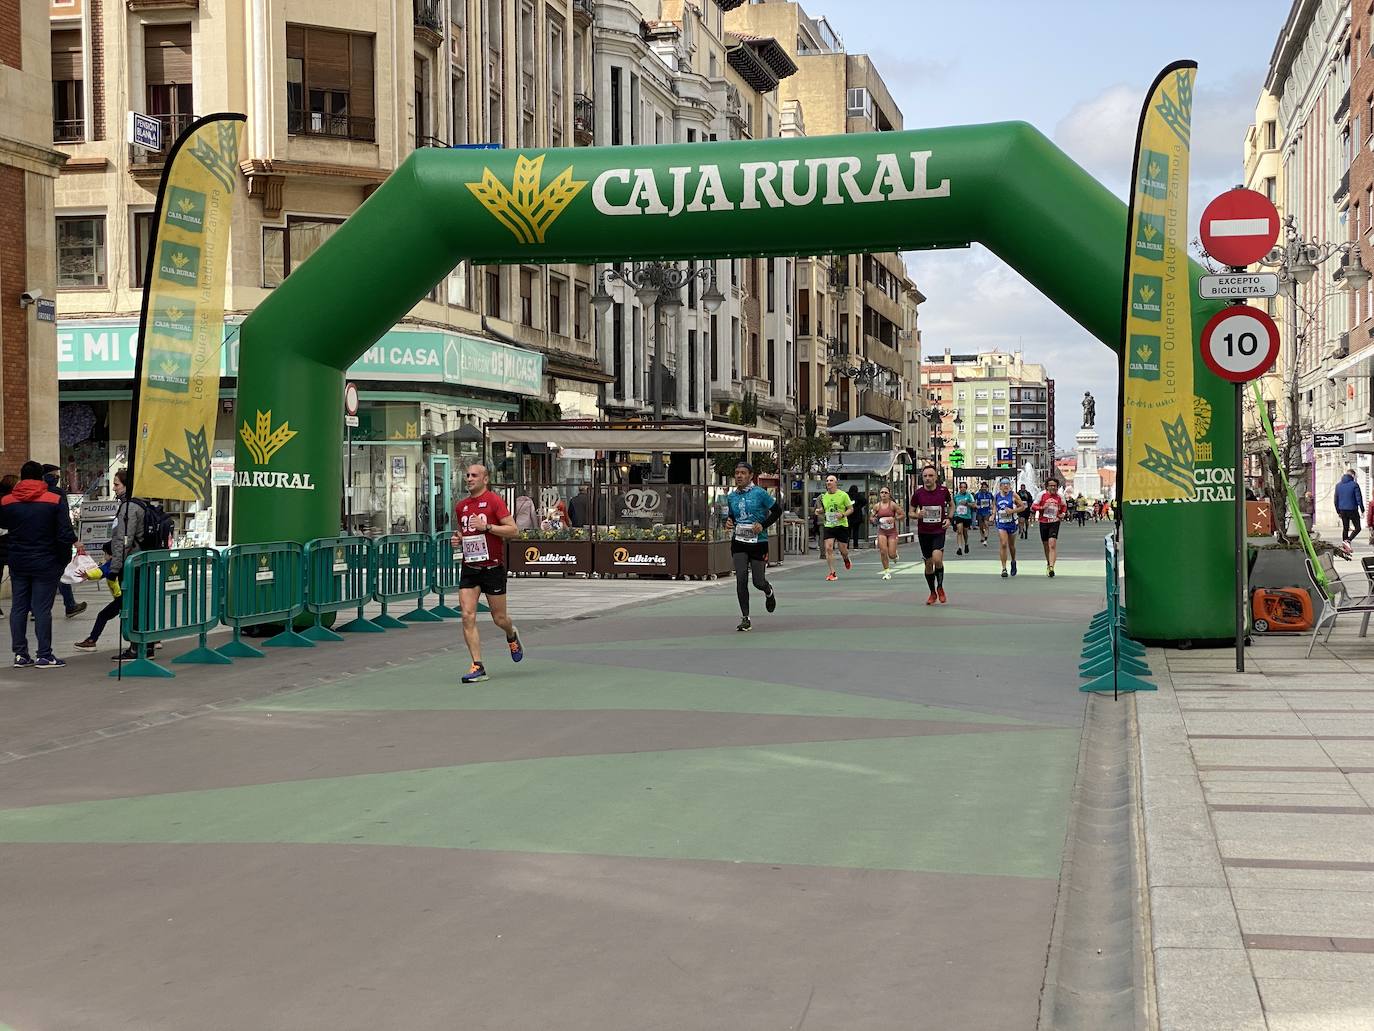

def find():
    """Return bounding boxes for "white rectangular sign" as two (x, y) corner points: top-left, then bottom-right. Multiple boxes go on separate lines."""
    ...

(128, 111), (162, 150)
(1198, 273), (1280, 299)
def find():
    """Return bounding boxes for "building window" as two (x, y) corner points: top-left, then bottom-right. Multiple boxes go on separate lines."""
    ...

(57, 215), (107, 288)
(286, 25), (376, 141)
(750, 333), (760, 378)
(414, 54), (429, 145)
(767, 338), (775, 392)
(520, 268), (535, 327)
(688, 329), (698, 410)
(486, 267), (502, 318)
(131, 210), (155, 288)
(518, 3), (535, 146)
(447, 261), (471, 308)
(548, 16), (565, 147)
(575, 284), (589, 339)
(610, 66), (622, 146)
(549, 276), (565, 335)
(767, 260), (775, 312)
(261, 216), (344, 287)
(145, 25), (193, 146)
(612, 306), (625, 401)
(51, 28), (85, 142)
(451, 71), (467, 144)
(486, 0), (503, 143)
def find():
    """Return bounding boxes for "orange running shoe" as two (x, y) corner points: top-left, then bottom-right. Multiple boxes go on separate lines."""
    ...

(826, 571), (838, 581)
(926, 592), (938, 605)
(843, 555), (853, 570)
(937, 587), (948, 604)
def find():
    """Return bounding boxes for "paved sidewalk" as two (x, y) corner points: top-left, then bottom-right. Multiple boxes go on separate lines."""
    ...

(1138, 617), (1374, 1031)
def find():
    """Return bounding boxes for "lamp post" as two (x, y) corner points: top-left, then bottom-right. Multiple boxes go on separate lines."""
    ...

(1254, 216), (1371, 528)
(592, 262), (726, 478)
(920, 404), (959, 481)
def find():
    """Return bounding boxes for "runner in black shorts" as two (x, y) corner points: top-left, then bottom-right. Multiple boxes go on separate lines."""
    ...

(1031, 476), (1065, 578)
(910, 464), (953, 605)
(453, 463), (524, 683)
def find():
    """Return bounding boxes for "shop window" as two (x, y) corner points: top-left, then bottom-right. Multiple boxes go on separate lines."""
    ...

(57, 214), (107, 288)
(286, 24), (376, 141)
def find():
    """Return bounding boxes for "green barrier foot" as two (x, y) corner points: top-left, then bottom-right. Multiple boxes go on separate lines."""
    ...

(263, 628), (316, 648)
(1118, 658), (1153, 677)
(174, 643), (233, 665)
(337, 616), (386, 633)
(371, 614), (409, 629)
(429, 604), (462, 619)
(400, 607), (445, 623)
(108, 656), (174, 678)
(1080, 671), (1157, 694)
(1118, 639), (1147, 657)
(1079, 660), (1114, 679)
(218, 639), (266, 658)
(301, 625), (345, 642)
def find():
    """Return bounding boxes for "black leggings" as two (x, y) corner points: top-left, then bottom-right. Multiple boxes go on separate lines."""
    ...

(733, 549), (771, 617)
(1339, 510), (1362, 542)
(88, 595), (123, 642)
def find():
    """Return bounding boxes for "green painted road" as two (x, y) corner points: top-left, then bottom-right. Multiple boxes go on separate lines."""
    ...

(0, 526), (1108, 1030)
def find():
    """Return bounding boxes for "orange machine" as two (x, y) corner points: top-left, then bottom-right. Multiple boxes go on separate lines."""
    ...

(1251, 588), (1314, 634)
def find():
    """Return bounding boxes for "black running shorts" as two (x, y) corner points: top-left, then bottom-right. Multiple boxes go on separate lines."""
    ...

(459, 563), (508, 596)
(918, 532), (946, 559)
(1039, 521), (1061, 542)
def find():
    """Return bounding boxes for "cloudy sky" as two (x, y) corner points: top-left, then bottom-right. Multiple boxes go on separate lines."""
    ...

(826, 0), (1289, 448)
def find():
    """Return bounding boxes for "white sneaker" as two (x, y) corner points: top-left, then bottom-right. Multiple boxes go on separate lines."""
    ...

(882, 570), (892, 580)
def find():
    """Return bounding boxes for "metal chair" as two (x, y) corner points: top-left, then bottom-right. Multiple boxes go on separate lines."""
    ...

(1305, 553), (1374, 657)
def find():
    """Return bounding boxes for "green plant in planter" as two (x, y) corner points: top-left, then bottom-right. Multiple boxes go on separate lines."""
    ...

(518, 527), (587, 541)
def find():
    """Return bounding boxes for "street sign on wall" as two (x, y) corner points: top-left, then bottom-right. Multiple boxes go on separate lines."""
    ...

(128, 112), (162, 150)
(1199, 306), (1281, 384)
(1200, 189), (1280, 268)
(1313, 432), (1346, 448)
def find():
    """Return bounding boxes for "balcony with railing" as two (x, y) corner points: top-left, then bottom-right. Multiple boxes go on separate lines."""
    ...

(53, 119), (85, 144)
(572, 0), (594, 23)
(417, 135), (449, 149)
(573, 92), (594, 145)
(414, 0), (443, 46)
(1335, 168), (1351, 205)
(287, 108), (376, 143)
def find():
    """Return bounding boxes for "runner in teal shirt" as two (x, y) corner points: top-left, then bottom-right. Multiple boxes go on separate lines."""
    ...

(951, 486), (975, 556)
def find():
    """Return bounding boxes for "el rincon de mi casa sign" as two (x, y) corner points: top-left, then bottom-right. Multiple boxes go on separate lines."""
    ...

(234, 124), (1236, 643)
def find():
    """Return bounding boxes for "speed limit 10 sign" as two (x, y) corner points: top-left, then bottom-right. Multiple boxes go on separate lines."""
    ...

(1199, 306), (1280, 383)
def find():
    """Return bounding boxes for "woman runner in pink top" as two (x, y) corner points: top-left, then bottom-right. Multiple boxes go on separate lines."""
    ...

(869, 486), (905, 581)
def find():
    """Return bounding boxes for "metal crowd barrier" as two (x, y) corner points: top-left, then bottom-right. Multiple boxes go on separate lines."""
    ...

(373, 533), (438, 627)
(1080, 535), (1154, 695)
(304, 536), (380, 638)
(110, 547), (228, 678)
(430, 532), (463, 619)
(219, 541), (313, 657)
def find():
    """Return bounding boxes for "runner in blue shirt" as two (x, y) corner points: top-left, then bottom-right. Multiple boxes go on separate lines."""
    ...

(723, 461), (782, 632)
(993, 476), (1026, 577)
(974, 480), (995, 547)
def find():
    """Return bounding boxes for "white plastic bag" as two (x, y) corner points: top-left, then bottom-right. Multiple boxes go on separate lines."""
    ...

(61, 553), (98, 585)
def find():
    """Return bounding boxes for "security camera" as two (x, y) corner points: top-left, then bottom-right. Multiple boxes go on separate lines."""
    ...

(18, 289), (43, 307)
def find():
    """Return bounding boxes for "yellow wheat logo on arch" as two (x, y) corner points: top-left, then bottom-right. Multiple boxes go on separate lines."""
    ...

(465, 154), (586, 244)
(240, 410), (297, 465)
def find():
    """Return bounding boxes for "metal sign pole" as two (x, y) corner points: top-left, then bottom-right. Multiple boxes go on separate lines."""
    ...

(1235, 379), (1246, 672)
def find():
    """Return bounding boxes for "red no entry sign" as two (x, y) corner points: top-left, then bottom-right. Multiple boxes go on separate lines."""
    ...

(1200, 189), (1280, 268)
(1199, 306), (1280, 383)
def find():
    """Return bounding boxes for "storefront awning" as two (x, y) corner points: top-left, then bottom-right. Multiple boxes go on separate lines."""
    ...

(828, 451), (899, 475)
(1329, 343), (1374, 380)
(487, 426), (705, 451)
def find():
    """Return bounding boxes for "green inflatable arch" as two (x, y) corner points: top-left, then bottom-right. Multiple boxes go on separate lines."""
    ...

(234, 122), (1231, 642)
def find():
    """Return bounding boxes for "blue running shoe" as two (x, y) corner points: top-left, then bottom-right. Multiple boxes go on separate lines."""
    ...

(507, 629), (523, 663)
(13, 654), (34, 669)
(34, 656), (66, 669)
(461, 662), (489, 684)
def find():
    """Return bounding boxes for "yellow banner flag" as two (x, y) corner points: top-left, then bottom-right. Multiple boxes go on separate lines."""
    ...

(130, 114), (244, 503)
(1121, 64), (1196, 501)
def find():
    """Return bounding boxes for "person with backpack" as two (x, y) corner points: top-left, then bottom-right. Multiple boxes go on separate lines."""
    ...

(1, 460), (77, 668)
(78, 468), (167, 660)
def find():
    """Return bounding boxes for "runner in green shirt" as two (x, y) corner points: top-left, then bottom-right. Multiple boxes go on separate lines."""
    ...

(814, 475), (854, 582)
(951, 484), (975, 556)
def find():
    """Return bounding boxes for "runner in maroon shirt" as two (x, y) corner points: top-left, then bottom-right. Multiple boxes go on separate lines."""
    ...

(910, 464), (953, 605)
(452, 463), (524, 683)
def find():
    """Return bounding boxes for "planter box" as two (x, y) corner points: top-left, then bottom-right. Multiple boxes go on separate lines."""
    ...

(594, 540), (680, 578)
(679, 539), (733, 578)
(509, 539), (593, 575)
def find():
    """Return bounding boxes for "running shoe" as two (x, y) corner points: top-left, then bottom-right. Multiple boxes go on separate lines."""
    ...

(34, 656), (65, 669)
(843, 555), (852, 570)
(1010, 560), (1018, 577)
(937, 587), (948, 604)
(507, 629), (523, 662)
(765, 591), (777, 613)
(737, 618), (752, 632)
(956, 547), (963, 555)
(926, 592), (938, 605)
(826, 571), (837, 581)
(461, 662), (489, 684)
(74, 639), (98, 650)
(1047, 566), (1055, 578)
(881, 571), (892, 581)
(1001, 569), (1009, 578)
(13, 654), (33, 669)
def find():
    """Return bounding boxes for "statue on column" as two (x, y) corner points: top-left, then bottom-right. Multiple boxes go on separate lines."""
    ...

(1082, 391), (1096, 429)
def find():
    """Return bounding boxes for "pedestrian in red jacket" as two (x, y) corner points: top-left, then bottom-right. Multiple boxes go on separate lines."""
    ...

(0, 460), (76, 668)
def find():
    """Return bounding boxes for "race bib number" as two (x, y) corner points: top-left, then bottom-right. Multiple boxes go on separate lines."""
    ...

(1043, 502), (1060, 521)
(461, 534), (491, 564)
(733, 525), (759, 543)
(955, 504), (970, 517)
(878, 516), (895, 531)
(920, 505), (943, 523)
(825, 510), (842, 526)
